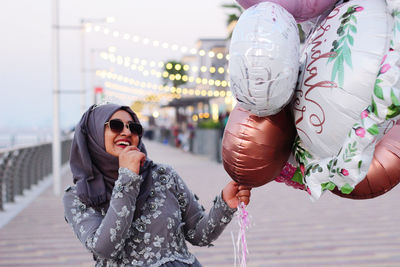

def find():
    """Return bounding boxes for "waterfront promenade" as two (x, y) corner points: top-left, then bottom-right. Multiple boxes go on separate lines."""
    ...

(0, 140), (399, 266)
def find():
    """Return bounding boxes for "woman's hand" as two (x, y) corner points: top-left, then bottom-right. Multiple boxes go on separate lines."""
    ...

(118, 146), (146, 174)
(222, 181), (252, 209)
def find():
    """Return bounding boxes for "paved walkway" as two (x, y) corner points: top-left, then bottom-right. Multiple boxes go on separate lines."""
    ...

(0, 140), (399, 266)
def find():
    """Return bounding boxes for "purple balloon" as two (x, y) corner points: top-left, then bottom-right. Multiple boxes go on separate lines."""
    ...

(236, 0), (337, 21)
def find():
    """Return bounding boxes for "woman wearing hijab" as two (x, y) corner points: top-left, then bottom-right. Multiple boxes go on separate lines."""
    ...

(63, 103), (251, 267)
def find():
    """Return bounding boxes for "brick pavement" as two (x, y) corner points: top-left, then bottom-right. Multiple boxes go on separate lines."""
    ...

(0, 140), (399, 266)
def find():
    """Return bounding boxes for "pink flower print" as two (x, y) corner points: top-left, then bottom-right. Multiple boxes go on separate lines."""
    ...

(380, 55), (388, 65)
(361, 110), (369, 119)
(307, 187), (311, 195)
(275, 176), (285, 183)
(341, 168), (349, 176)
(287, 181), (296, 187)
(354, 127), (366, 137)
(295, 183), (305, 190)
(300, 164), (305, 176)
(354, 6), (364, 12)
(380, 64), (391, 74)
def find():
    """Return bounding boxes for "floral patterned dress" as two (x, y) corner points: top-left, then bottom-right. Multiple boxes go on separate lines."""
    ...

(63, 164), (237, 267)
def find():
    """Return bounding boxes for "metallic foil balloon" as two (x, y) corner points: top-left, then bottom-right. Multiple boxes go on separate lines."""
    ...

(229, 2), (300, 117)
(289, 0), (400, 200)
(222, 104), (296, 187)
(294, 0), (391, 159)
(331, 121), (400, 199)
(236, 0), (338, 22)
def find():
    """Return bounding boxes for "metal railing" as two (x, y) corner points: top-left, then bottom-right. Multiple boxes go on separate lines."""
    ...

(0, 139), (72, 211)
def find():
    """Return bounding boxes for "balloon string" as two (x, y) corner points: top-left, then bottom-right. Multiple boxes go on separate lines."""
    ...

(231, 231), (237, 267)
(236, 201), (249, 267)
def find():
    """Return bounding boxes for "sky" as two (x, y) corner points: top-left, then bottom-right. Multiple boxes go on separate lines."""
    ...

(0, 0), (234, 134)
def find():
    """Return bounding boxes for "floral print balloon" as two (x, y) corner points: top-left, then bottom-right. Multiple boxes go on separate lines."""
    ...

(293, 0), (400, 200)
(331, 121), (400, 199)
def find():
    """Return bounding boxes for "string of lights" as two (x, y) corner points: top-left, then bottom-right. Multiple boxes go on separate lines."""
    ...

(103, 88), (141, 103)
(96, 70), (233, 99)
(98, 52), (230, 88)
(99, 51), (229, 78)
(103, 81), (153, 96)
(85, 23), (230, 61)
(103, 86), (224, 123)
(104, 81), (175, 101)
(99, 51), (229, 75)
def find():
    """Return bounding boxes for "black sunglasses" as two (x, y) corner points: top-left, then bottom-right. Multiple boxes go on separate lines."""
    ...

(105, 119), (143, 136)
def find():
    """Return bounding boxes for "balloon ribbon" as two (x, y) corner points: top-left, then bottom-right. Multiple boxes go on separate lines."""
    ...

(236, 202), (249, 267)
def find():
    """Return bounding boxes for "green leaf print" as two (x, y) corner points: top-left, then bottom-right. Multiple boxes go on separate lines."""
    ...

(291, 168), (304, 184)
(343, 141), (357, 162)
(386, 104), (400, 119)
(321, 182), (336, 191)
(374, 79), (384, 100)
(391, 88), (400, 106)
(328, 6), (362, 87)
(385, 87), (400, 119)
(343, 46), (352, 68)
(347, 35), (354, 46)
(367, 124), (379, 136)
(371, 98), (378, 117)
(293, 136), (313, 166)
(338, 56), (345, 87)
(340, 183), (354, 194)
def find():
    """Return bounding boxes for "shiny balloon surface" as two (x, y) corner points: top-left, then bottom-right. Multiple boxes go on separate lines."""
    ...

(294, 0), (391, 159)
(332, 121), (400, 199)
(222, 104), (296, 187)
(229, 2), (300, 117)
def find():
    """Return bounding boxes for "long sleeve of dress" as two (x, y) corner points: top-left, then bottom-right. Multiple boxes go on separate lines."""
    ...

(170, 168), (237, 247)
(63, 168), (143, 259)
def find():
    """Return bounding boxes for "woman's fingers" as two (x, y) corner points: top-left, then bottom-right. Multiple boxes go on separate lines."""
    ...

(238, 196), (250, 205)
(222, 182), (252, 208)
(237, 188), (251, 198)
(238, 185), (252, 191)
(236, 187), (251, 205)
(119, 146), (146, 174)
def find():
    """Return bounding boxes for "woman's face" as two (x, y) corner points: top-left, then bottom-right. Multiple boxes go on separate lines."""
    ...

(104, 110), (140, 157)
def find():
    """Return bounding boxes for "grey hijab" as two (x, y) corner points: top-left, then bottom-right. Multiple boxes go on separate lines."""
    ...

(70, 103), (154, 216)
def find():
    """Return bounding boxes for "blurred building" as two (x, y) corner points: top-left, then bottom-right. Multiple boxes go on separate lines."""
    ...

(162, 38), (234, 125)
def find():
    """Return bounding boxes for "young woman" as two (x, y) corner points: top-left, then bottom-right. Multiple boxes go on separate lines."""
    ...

(63, 103), (251, 266)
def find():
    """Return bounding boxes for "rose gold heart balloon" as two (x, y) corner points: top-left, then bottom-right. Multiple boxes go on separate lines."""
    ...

(332, 121), (400, 199)
(222, 104), (296, 187)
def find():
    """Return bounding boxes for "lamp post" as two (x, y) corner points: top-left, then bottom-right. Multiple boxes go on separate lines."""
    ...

(80, 17), (114, 114)
(89, 48), (108, 104)
(51, 4), (114, 195)
(52, 0), (61, 196)
(80, 19), (86, 115)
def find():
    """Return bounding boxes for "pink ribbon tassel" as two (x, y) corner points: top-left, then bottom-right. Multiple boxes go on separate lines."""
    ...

(236, 202), (249, 267)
